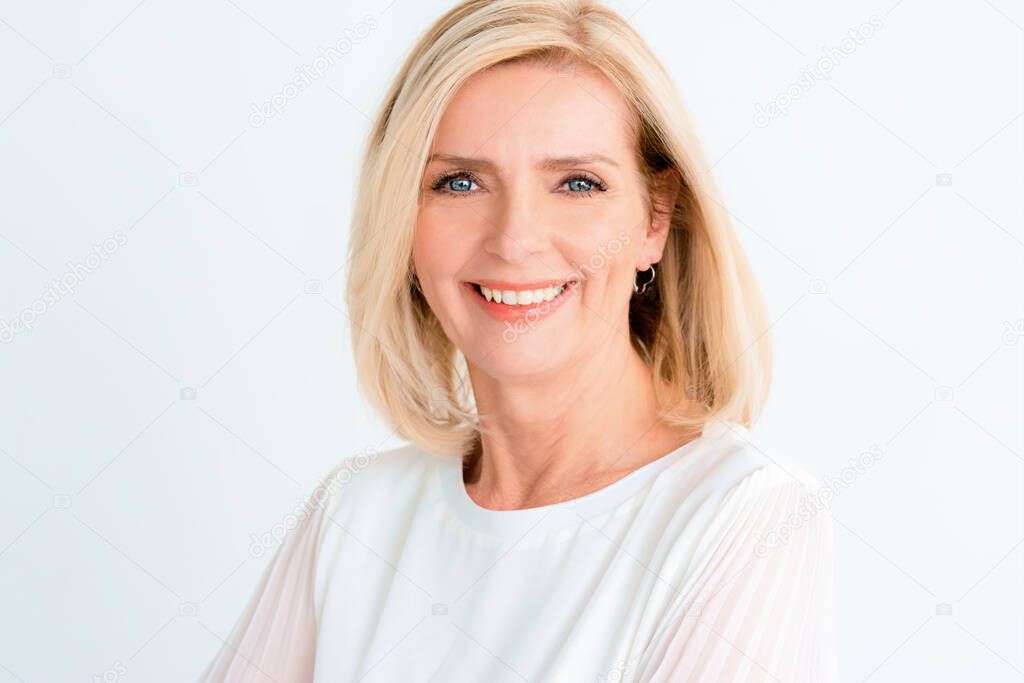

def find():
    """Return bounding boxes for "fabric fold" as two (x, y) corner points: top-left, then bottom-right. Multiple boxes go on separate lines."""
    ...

(199, 496), (328, 683)
(636, 464), (841, 682)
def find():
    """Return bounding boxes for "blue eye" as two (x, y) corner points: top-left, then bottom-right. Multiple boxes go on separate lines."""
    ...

(430, 171), (607, 198)
(432, 172), (479, 195)
(447, 176), (474, 192)
(567, 177), (593, 193)
(563, 173), (607, 198)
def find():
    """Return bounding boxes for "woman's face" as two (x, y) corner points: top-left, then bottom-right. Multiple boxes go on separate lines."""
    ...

(413, 60), (668, 380)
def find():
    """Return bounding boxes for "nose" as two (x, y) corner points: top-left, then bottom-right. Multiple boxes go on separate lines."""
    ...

(482, 190), (546, 264)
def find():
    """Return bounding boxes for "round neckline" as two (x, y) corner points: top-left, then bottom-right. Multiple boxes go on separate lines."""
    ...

(437, 421), (724, 539)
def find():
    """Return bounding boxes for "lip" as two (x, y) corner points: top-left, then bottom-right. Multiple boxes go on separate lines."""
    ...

(471, 278), (570, 291)
(463, 279), (578, 324)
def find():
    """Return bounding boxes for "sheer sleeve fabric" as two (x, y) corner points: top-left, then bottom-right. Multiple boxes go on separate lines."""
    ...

(199, 495), (328, 683)
(638, 465), (841, 682)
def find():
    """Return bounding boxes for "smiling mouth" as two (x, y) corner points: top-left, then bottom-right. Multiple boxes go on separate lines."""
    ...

(467, 279), (579, 306)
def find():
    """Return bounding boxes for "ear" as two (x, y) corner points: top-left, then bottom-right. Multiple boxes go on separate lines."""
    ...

(636, 167), (682, 269)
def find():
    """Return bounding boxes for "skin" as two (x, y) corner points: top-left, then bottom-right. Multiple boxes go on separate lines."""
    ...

(413, 59), (701, 510)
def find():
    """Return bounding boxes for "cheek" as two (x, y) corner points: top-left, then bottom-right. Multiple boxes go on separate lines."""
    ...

(413, 214), (455, 272)
(415, 202), (482, 253)
(412, 214), (475, 306)
(562, 216), (638, 290)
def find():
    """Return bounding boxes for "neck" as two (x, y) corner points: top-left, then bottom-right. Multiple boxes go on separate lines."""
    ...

(463, 331), (700, 510)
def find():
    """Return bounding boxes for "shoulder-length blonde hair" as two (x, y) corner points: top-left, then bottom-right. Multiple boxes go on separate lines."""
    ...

(345, 0), (772, 457)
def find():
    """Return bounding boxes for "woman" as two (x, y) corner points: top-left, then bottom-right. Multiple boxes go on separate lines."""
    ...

(202, 1), (840, 680)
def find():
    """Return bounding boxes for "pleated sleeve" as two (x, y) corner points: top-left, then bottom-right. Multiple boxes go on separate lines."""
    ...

(638, 464), (841, 682)
(199, 490), (329, 683)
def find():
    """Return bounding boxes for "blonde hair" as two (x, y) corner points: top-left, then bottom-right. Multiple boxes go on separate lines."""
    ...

(345, 0), (773, 457)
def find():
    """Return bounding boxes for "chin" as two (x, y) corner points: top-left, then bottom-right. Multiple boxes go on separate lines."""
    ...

(464, 333), (570, 379)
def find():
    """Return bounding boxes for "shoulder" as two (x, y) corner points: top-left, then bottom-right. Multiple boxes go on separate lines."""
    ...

(679, 420), (825, 506)
(311, 440), (447, 520)
(640, 425), (841, 681)
(665, 420), (833, 557)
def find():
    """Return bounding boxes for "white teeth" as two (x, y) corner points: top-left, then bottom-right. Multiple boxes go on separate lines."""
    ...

(478, 283), (569, 305)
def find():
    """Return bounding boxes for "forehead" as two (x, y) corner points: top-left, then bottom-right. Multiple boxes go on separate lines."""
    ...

(430, 60), (636, 163)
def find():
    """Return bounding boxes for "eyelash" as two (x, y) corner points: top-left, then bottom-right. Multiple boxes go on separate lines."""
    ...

(429, 170), (608, 199)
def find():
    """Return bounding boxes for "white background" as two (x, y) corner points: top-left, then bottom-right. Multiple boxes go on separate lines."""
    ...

(0, 1), (1021, 681)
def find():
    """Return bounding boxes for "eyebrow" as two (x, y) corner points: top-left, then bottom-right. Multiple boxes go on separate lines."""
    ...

(426, 153), (620, 171)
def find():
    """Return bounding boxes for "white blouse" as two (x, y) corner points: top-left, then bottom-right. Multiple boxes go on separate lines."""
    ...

(201, 420), (841, 682)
